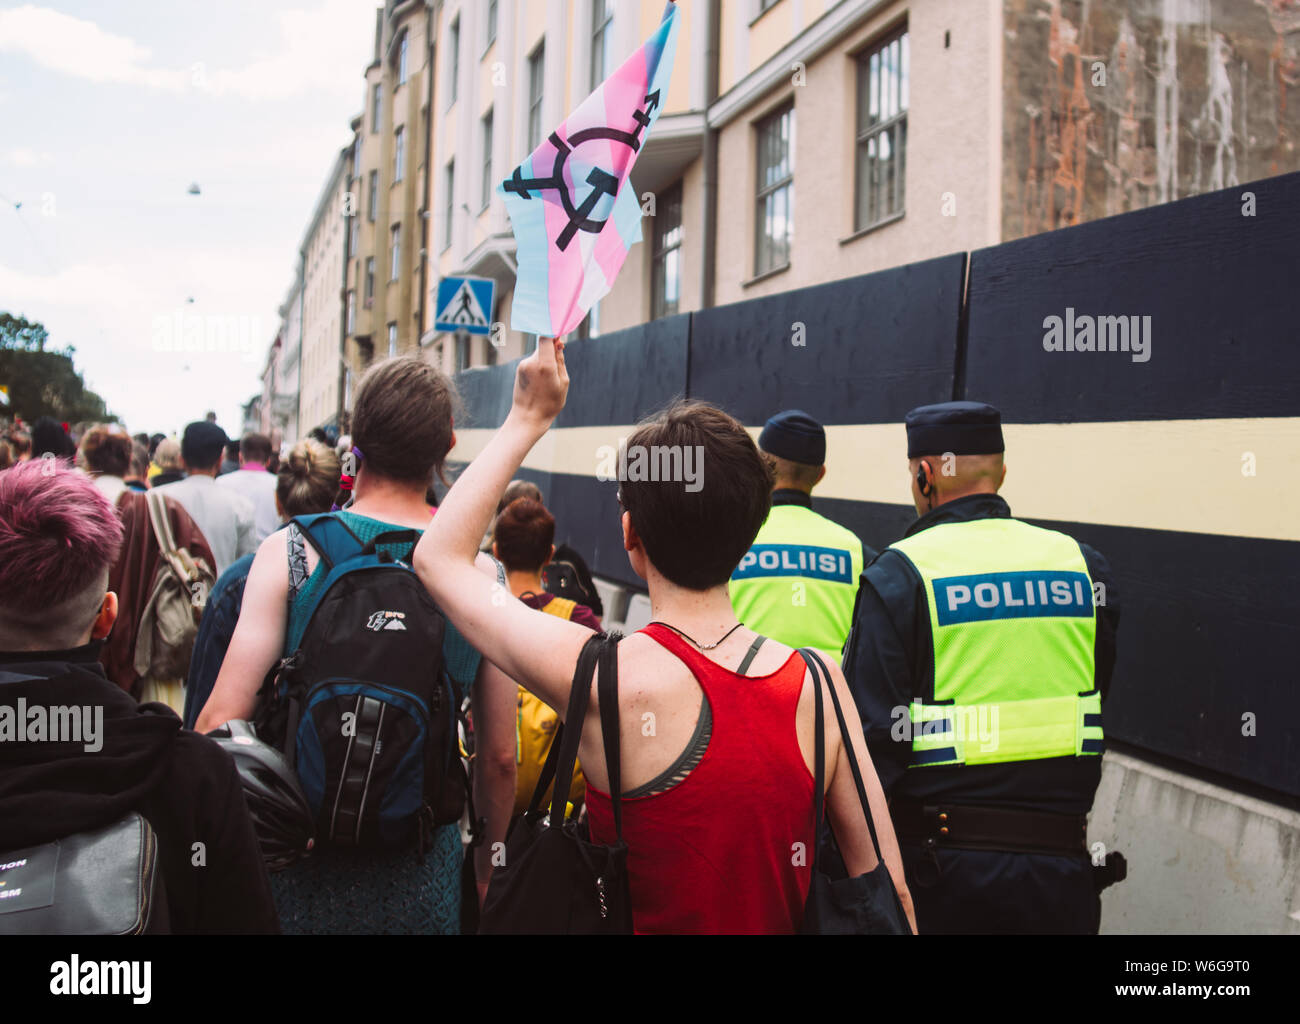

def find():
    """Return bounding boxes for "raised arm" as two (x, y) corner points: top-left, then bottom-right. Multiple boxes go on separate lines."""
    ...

(413, 339), (592, 717)
(820, 655), (917, 934)
(194, 530), (291, 733)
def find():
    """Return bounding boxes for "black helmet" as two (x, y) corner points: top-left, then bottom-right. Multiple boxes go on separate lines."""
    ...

(207, 720), (315, 871)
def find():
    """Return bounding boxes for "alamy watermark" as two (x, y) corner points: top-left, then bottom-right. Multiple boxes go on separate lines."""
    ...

(596, 440), (704, 493)
(0, 699), (103, 752)
(1042, 308), (1151, 363)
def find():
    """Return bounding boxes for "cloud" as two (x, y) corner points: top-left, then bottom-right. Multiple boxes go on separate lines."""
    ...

(0, 1), (371, 101)
(2, 147), (54, 167)
(0, 5), (187, 90)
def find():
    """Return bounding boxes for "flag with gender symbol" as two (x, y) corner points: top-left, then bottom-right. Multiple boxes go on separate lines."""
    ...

(499, 2), (680, 338)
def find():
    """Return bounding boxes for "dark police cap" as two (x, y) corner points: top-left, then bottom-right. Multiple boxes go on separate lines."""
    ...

(905, 401), (1004, 458)
(758, 409), (826, 466)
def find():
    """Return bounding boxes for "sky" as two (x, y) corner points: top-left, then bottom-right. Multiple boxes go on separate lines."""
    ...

(0, 0), (377, 439)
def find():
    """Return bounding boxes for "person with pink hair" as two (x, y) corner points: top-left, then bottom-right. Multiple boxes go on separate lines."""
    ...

(0, 459), (279, 933)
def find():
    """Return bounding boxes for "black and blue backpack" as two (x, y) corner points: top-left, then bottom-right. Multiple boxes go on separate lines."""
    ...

(255, 514), (472, 852)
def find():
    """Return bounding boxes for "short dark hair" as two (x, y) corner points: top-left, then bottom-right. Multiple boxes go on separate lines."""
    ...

(620, 400), (772, 591)
(79, 424), (132, 477)
(240, 432), (273, 464)
(181, 421), (228, 470)
(494, 498), (555, 573)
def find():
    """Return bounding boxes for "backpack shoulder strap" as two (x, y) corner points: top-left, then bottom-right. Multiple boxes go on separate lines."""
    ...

(145, 490), (176, 557)
(291, 513), (370, 571)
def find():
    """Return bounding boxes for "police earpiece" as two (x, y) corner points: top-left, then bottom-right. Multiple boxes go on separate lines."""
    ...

(916, 463), (932, 498)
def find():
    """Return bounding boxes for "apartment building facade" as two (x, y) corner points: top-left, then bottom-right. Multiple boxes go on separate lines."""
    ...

(287, 0), (1299, 430)
(297, 150), (350, 436)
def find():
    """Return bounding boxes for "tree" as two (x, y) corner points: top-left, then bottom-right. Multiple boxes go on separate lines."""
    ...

(0, 312), (115, 424)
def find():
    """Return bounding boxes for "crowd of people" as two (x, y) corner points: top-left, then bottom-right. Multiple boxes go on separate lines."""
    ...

(1, 337), (1120, 936)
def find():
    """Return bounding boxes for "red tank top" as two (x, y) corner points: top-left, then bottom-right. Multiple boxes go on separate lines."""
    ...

(585, 624), (815, 934)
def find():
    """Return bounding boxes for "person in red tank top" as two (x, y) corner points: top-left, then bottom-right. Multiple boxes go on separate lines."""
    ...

(413, 338), (916, 934)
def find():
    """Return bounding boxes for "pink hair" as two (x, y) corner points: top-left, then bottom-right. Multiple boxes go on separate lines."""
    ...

(0, 459), (124, 609)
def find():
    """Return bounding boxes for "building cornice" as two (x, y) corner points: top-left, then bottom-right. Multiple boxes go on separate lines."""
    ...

(707, 0), (891, 129)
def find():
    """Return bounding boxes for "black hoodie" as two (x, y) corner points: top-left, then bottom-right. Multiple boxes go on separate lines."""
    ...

(0, 644), (279, 933)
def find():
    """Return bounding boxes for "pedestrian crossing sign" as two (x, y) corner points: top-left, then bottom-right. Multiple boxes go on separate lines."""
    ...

(434, 276), (495, 337)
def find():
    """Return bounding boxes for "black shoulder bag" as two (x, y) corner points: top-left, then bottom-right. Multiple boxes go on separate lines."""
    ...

(479, 633), (633, 934)
(799, 649), (911, 935)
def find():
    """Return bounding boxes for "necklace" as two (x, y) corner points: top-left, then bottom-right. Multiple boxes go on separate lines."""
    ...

(650, 620), (745, 651)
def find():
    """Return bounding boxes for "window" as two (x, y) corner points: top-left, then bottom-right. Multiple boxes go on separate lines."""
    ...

(346, 291), (356, 334)
(394, 126), (405, 183)
(397, 33), (409, 86)
(480, 109), (494, 209)
(448, 18), (460, 104)
(371, 83), (381, 133)
(390, 224), (401, 280)
(349, 214), (359, 258)
(387, 323), (398, 358)
(368, 170), (378, 221)
(455, 334), (470, 372)
(758, 0), (782, 13)
(443, 159), (455, 250)
(486, 0), (498, 49)
(855, 29), (909, 231)
(590, 0), (614, 89)
(365, 257), (375, 302)
(528, 45), (546, 150)
(754, 103), (795, 275)
(651, 183), (683, 319)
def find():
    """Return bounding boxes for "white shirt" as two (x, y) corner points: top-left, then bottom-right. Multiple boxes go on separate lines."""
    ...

(153, 473), (257, 576)
(216, 464), (281, 542)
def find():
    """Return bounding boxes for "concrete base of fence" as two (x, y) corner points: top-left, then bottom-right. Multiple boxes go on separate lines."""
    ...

(1092, 750), (1300, 935)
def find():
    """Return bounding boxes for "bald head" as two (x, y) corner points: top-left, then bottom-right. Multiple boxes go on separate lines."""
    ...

(909, 452), (1006, 515)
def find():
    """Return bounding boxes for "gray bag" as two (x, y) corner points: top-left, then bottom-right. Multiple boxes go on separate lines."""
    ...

(134, 490), (214, 681)
(0, 813), (169, 934)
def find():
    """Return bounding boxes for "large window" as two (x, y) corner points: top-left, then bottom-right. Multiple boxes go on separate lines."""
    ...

(367, 170), (378, 221)
(754, 103), (795, 275)
(371, 83), (381, 133)
(590, 0), (614, 89)
(348, 213), (358, 258)
(443, 160), (455, 251)
(855, 28), (908, 231)
(448, 17), (460, 104)
(394, 126), (405, 183)
(365, 257), (375, 302)
(397, 33), (409, 86)
(390, 224), (401, 280)
(346, 290), (356, 334)
(528, 45), (545, 151)
(486, 0), (498, 49)
(480, 109), (494, 209)
(387, 322), (398, 358)
(651, 183), (683, 319)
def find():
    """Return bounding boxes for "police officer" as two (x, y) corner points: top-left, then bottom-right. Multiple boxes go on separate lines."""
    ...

(842, 401), (1123, 933)
(730, 410), (869, 662)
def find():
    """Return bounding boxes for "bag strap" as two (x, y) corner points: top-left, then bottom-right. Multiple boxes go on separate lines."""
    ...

(798, 649), (887, 868)
(527, 634), (602, 820)
(596, 632), (624, 840)
(360, 528), (422, 558)
(145, 490), (175, 559)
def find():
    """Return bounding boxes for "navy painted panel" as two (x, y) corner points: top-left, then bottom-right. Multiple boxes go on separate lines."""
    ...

(687, 253), (967, 424)
(1021, 516), (1300, 799)
(453, 314), (690, 432)
(965, 170), (1300, 422)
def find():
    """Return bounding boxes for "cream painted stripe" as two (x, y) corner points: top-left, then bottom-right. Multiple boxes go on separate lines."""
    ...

(450, 418), (1300, 541)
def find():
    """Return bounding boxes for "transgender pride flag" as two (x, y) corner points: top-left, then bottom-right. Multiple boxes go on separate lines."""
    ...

(500, 2), (680, 338)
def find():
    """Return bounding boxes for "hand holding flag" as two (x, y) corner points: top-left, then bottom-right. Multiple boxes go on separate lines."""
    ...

(500, 2), (681, 338)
